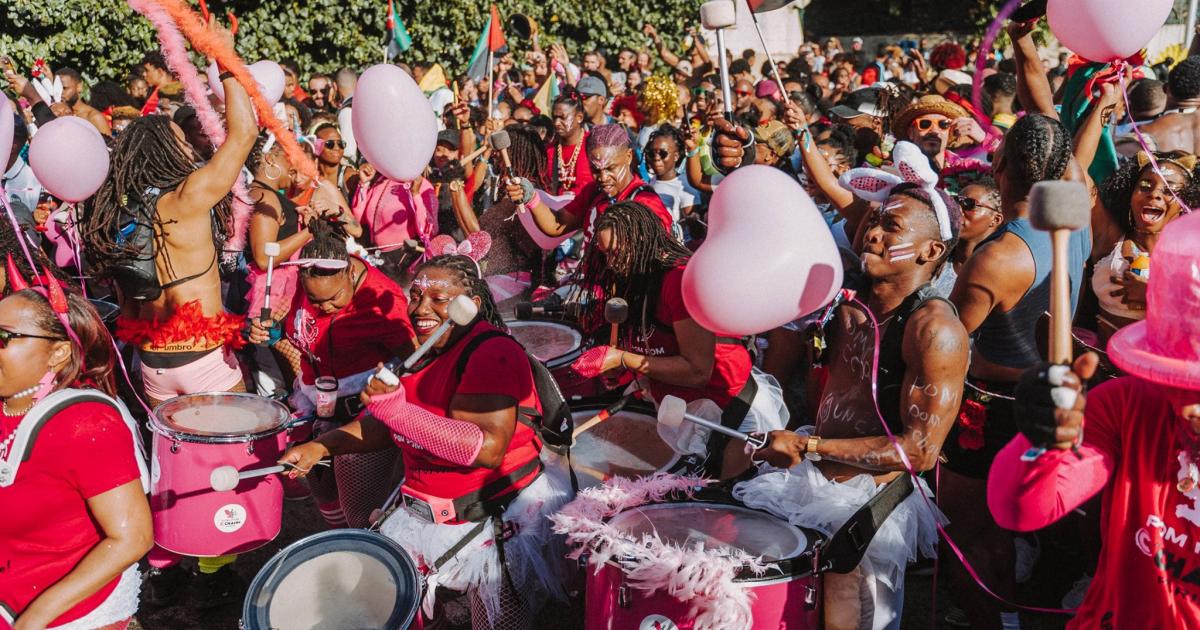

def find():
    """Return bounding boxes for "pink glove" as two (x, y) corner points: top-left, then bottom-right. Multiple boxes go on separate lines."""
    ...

(368, 388), (484, 467)
(570, 346), (610, 379)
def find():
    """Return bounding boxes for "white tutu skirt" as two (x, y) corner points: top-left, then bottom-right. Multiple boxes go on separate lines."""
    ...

(733, 446), (943, 591)
(379, 465), (573, 625)
(44, 564), (141, 630)
(653, 369), (790, 457)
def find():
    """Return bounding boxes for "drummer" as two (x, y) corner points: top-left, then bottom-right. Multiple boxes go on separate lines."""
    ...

(570, 201), (789, 479)
(280, 253), (570, 630)
(248, 217), (416, 529)
(740, 173), (970, 629)
(0, 283), (152, 629)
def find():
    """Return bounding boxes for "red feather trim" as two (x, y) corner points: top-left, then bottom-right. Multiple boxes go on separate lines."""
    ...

(116, 300), (247, 351)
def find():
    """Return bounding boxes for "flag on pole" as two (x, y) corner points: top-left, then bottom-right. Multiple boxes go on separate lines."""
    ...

(531, 75), (560, 115)
(466, 5), (506, 80)
(386, 0), (412, 59)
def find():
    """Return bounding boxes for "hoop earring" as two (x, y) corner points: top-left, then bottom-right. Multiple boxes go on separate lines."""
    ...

(264, 160), (283, 181)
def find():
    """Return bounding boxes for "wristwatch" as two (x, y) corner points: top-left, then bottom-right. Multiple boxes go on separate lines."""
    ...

(803, 436), (822, 461)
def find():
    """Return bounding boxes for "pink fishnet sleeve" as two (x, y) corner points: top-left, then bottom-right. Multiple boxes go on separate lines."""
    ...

(368, 389), (484, 466)
(986, 433), (1113, 532)
(570, 346), (610, 379)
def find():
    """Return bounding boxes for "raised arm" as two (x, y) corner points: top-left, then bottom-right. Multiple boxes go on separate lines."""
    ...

(504, 178), (585, 236)
(644, 24), (682, 69)
(168, 19), (258, 220)
(783, 101), (870, 223)
(1009, 20), (1058, 120)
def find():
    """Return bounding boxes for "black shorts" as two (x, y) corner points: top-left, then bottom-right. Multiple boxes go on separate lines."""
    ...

(941, 379), (1017, 480)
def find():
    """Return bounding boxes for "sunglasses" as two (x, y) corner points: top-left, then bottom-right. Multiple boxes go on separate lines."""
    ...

(955, 195), (997, 214)
(735, 90), (754, 97)
(692, 87), (713, 97)
(913, 117), (953, 132)
(645, 148), (673, 160)
(0, 328), (65, 349)
(319, 139), (347, 150)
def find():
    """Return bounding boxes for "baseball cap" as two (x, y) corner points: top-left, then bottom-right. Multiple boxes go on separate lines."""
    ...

(577, 75), (609, 99)
(753, 120), (795, 158)
(436, 129), (461, 150)
(674, 60), (694, 79)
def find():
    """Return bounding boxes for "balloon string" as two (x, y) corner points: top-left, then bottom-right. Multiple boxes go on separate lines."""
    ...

(971, 0), (1027, 129)
(848, 294), (1075, 616)
(0, 183), (40, 275)
(1117, 65), (1194, 214)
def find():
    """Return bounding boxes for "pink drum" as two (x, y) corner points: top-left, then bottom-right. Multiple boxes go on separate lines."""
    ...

(585, 500), (820, 630)
(506, 319), (615, 400)
(565, 401), (678, 489)
(149, 393), (293, 557)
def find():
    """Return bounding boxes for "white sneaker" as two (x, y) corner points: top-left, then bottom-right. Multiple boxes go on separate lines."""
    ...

(1061, 573), (1092, 612)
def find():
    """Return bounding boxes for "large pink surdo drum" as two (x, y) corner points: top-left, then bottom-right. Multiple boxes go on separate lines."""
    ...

(562, 400), (679, 490)
(581, 497), (820, 630)
(149, 393), (292, 557)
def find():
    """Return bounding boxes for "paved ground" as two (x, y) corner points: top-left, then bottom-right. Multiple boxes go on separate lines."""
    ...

(129, 494), (1077, 630)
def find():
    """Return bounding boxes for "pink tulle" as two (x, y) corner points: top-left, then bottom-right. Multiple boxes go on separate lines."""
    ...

(550, 474), (771, 630)
(126, 0), (254, 250)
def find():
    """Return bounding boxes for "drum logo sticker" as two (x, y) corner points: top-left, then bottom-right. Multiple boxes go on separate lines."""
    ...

(640, 615), (678, 630)
(214, 503), (247, 533)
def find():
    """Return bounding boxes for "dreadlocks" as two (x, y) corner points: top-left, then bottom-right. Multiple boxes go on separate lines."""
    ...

(299, 215), (350, 275)
(500, 124), (549, 190)
(81, 115), (231, 275)
(576, 201), (692, 335)
(415, 255), (507, 331)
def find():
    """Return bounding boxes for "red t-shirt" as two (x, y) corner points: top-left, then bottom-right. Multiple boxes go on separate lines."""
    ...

(285, 260), (416, 385)
(546, 133), (594, 197)
(0, 401), (142, 626)
(562, 177), (674, 246)
(623, 266), (752, 407)
(988, 377), (1200, 629)
(394, 323), (541, 519)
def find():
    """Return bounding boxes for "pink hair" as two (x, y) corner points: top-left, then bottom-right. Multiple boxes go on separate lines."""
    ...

(127, 0), (253, 250)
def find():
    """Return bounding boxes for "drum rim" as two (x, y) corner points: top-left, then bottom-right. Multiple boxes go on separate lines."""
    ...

(504, 319), (584, 367)
(568, 401), (681, 477)
(601, 495), (820, 581)
(241, 528), (422, 630)
(150, 392), (292, 443)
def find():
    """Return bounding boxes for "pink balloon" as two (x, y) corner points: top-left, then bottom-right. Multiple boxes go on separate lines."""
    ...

(29, 117), (110, 203)
(0, 99), (13, 171)
(683, 165), (843, 337)
(352, 64), (437, 182)
(1047, 0), (1173, 62)
(207, 60), (286, 106)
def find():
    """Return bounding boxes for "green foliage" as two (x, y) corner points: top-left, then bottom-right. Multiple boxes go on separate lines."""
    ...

(0, 0), (702, 85)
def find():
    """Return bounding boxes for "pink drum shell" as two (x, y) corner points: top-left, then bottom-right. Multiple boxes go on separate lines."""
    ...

(585, 562), (819, 630)
(149, 393), (291, 557)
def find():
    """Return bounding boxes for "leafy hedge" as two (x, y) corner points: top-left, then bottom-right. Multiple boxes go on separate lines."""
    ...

(0, 0), (702, 83)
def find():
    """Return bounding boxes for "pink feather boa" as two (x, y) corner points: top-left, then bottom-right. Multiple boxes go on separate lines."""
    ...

(125, 0), (250, 250)
(550, 473), (773, 629)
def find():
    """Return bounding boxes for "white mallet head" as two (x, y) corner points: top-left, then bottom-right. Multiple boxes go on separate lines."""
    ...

(264, 242), (281, 258)
(448, 295), (480, 326)
(374, 365), (400, 387)
(700, 0), (737, 30)
(210, 466), (240, 492)
(658, 395), (688, 430)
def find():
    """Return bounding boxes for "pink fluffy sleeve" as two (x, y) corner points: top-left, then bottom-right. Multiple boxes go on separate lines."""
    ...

(368, 388), (484, 467)
(986, 435), (1112, 531)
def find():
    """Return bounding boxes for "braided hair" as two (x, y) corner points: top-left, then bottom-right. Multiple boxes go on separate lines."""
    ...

(414, 255), (506, 330)
(1099, 151), (1200, 235)
(298, 215), (350, 278)
(575, 201), (692, 334)
(82, 115), (231, 275)
(999, 114), (1071, 200)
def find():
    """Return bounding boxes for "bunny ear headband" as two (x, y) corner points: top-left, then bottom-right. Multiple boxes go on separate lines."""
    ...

(838, 140), (954, 242)
(428, 232), (493, 277)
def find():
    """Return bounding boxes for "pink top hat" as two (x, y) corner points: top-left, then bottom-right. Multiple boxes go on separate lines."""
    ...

(1108, 211), (1200, 391)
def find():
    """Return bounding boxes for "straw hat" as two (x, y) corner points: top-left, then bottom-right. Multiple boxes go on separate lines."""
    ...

(1107, 212), (1200, 391)
(892, 95), (968, 136)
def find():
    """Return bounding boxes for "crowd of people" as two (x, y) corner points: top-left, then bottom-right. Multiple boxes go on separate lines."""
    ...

(2, 5), (1200, 630)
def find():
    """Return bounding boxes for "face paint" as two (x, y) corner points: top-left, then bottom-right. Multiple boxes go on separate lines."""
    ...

(887, 243), (916, 263)
(413, 275), (452, 290)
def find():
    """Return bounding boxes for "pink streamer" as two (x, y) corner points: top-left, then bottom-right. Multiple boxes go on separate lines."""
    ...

(1117, 67), (1194, 214)
(126, 0), (254, 250)
(847, 293), (1073, 616)
(0, 186), (38, 279)
(971, 0), (1026, 128)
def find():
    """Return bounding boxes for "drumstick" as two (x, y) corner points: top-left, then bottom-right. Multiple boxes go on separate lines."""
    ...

(261, 241), (280, 324)
(452, 81), (461, 130)
(571, 394), (634, 441)
(210, 460), (329, 492)
(604, 298), (629, 347)
(658, 395), (768, 449)
(400, 295), (479, 371)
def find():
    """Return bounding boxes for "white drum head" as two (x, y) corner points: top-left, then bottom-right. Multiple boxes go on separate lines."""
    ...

(506, 320), (582, 365)
(570, 407), (677, 488)
(608, 502), (808, 561)
(152, 393), (291, 442)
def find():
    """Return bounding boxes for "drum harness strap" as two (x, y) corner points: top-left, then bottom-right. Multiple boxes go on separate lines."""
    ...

(813, 472), (915, 575)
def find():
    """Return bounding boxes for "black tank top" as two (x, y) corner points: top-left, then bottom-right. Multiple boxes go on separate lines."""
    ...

(246, 183), (300, 260)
